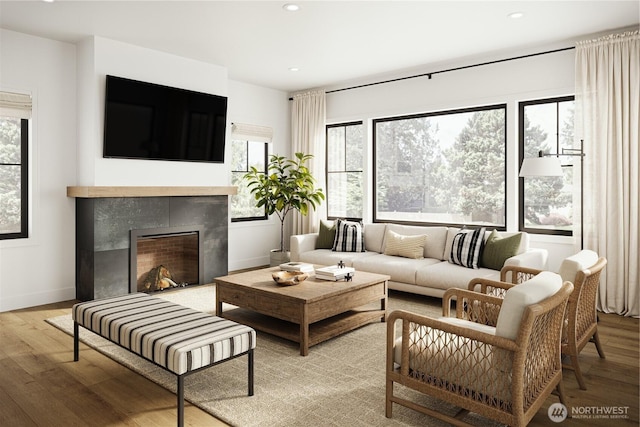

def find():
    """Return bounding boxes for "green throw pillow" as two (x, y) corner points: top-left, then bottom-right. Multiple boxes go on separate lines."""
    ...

(481, 230), (522, 270)
(316, 220), (336, 249)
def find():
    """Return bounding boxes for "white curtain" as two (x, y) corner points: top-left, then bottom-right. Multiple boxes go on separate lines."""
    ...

(290, 89), (327, 235)
(575, 30), (639, 317)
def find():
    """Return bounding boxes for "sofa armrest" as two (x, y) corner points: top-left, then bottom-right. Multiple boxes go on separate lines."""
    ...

(290, 233), (319, 262)
(504, 248), (548, 270)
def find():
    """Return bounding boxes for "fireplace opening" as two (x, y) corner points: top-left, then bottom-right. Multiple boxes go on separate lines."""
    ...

(130, 225), (205, 293)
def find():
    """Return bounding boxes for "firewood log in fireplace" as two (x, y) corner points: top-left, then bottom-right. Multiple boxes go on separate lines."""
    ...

(142, 265), (180, 291)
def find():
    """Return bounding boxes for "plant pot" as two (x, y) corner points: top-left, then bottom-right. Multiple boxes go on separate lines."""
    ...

(270, 249), (290, 267)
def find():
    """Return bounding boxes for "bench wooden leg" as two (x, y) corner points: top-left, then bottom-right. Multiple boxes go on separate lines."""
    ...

(177, 375), (184, 427)
(73, 322), (79, 362)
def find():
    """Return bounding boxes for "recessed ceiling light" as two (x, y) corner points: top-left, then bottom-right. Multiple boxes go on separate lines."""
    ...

(508, 12), (524, 19)
(283, 3), (300, 12)
(41, 0), (55, 3)
(288, 67), (300, 72)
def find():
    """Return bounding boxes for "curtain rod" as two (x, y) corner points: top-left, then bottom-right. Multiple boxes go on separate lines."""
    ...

(288, 46), (575, 100)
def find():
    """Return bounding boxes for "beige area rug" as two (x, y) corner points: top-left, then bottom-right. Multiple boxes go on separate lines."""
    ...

(47, 285), (502, 427)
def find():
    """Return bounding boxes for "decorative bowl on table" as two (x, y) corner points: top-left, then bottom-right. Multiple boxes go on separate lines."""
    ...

(272, 271), (308, 286)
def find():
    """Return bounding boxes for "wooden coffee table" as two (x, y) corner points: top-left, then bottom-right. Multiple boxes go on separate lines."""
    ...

(214, 267), (389, 356)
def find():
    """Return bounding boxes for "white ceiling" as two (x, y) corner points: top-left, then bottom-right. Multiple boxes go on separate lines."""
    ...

(1, 1), (638, 93)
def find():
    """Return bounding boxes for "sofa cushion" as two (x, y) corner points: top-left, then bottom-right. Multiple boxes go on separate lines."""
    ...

(353, 254), (440, 285)
(363, 223), (387, 253)
(415, 261), (499, 291)
(449, 227), (486, 269)
(445, 228), (529, 261)
(558, 250), (599, 283)
(298, 249), (377, 267)
(383, 230), (426, 259)
(481, 230), (522, 270)
(387, 224), (449, 260)
(316, 220), (336, 249)
(332, 219), (365, 252)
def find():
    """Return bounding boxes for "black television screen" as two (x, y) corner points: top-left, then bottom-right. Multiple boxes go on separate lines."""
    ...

(103, 75), (227, 163)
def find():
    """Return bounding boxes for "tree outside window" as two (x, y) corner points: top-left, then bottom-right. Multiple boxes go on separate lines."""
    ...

(373, 105), (506, 227)
(326, 122), (364, 219)
(230, 139), (267, 221)
(519, 96), (575, 235)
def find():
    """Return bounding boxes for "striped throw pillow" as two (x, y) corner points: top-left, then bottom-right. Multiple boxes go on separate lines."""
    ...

(449, 227), (486, 269)
(383, 230), (426, 259)
(332, 219), (365, 252)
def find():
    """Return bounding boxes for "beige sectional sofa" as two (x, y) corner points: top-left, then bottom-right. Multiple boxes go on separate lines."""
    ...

(290, 222), (548, 298)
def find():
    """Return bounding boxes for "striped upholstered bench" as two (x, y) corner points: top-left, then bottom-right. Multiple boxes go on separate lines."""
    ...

(72, 292), (256, 427)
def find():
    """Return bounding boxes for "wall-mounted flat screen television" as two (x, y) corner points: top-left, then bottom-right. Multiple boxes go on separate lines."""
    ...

(103, 75), (227, 163)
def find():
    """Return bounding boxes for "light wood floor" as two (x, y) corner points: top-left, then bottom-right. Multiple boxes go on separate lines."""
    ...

(1, 298), (637, 426)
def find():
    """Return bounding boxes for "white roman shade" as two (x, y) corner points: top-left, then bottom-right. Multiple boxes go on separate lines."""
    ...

(231, 122), (273, 143)
(0, 91), (32, 119)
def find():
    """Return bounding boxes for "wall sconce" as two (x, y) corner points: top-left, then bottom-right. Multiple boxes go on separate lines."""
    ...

(519, 140), (586, 247)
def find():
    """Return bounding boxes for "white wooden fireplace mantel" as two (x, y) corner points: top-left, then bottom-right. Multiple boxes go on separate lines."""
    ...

(67, 186), (237, 198)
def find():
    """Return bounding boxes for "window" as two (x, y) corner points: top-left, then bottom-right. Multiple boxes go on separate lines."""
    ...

(230, 139), (268, 221)
(519, 96), (575, 235)
(373, 105), (506, 227)
(1, 91), (31, 240)
(326, 122), (364, 219)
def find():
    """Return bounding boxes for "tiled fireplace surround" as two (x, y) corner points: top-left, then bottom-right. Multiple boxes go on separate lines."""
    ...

(69, 187), (235, 301)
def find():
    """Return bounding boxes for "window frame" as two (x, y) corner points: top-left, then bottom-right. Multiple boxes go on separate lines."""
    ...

(372, 104), (508, 229)
(518, 95), (575, 237)
(230, 139), (268, 223)
(0, 118), (28, 240)
(325, 121), (364, 222)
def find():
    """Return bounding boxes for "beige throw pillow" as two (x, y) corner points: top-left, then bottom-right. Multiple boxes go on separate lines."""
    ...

(383, 230), (426, 259)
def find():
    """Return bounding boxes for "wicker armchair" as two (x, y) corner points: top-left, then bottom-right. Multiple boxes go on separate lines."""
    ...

(496, 250), (607, 390)
(386, 272), (573, 426)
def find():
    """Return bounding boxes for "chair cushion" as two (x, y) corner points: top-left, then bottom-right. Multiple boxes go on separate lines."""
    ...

(383, 229), (426, 259)
(332, 219), (365, 252)
(481, 230), (522, 270)
(495, 271), (563, 340)
(558, 250), (599, 283)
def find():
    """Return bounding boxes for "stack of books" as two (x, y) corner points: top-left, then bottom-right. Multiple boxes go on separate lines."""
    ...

(279, 262), (315, 273)
(315, 265), (356, 281)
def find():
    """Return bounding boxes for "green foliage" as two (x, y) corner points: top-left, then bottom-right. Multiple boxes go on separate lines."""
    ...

(376, 116), (442, 214)
(442, 109), (506, 223)
(244, 152), (325, 251)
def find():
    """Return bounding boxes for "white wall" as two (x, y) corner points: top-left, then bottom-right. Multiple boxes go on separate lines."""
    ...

(0, 29), (77, 311)
(77, 36), (231, 186)
(324, 46), (579, 271)
(227, 80), (290, 270)
(0, 32), (288, 311)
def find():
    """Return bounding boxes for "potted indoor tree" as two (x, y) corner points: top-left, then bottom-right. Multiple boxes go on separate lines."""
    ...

(244, 152), (325, 266)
